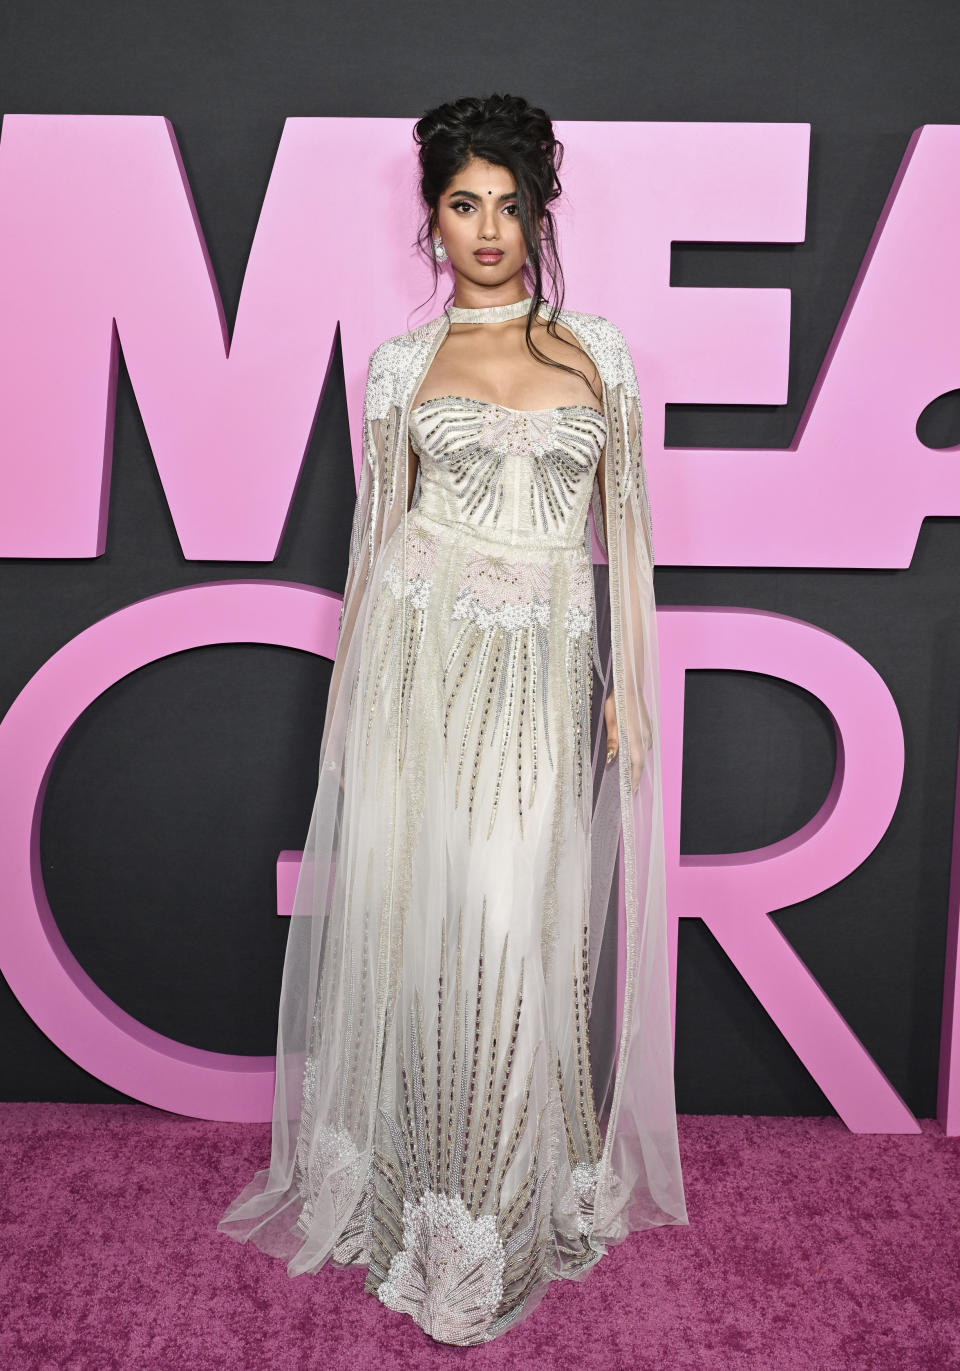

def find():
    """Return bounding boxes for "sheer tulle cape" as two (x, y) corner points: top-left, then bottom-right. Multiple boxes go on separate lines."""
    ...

(217, 304), (688, 1276)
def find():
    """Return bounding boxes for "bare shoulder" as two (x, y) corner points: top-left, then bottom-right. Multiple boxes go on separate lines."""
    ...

(538, 315), (603, 401)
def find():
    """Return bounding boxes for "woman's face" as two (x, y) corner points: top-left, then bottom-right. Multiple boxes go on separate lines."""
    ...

(433, 156), (532, 291)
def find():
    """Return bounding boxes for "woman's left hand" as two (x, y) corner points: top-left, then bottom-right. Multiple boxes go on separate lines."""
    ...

(604, 688), (651, 793)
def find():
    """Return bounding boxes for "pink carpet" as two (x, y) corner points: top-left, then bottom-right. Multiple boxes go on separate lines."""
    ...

(0, 1105), (957, 1370)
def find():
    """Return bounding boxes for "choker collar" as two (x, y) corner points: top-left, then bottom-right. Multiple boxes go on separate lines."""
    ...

(446, 295), (535, 324)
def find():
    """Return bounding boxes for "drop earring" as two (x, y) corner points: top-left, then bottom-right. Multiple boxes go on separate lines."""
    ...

(433, 237), (448, 263)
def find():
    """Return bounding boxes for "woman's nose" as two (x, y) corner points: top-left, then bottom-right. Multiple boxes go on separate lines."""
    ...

(478, 211), (500, 240)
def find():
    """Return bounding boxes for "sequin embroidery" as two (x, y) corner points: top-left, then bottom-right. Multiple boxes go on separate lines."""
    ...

(297, 904), (607, 1345)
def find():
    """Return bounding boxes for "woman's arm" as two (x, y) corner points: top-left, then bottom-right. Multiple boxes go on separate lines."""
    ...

(596, 428), (653, 792)
(407, 437), (419, 511)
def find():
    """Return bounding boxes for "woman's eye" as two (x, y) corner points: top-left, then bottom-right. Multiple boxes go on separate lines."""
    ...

(503, 204), (519, 215)
(451, 201), (474, 213)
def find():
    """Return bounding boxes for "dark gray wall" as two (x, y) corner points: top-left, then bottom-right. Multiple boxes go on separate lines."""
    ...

(2, 0), (959, 1115)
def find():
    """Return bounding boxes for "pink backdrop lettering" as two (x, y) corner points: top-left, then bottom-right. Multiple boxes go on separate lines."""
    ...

(0, 115), (955, 1131)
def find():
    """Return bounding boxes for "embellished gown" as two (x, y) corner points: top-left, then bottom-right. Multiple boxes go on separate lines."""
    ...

(218, 306), (688, 1347)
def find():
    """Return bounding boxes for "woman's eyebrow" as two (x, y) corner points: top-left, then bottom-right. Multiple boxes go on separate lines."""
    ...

(446, 189), (517, 201)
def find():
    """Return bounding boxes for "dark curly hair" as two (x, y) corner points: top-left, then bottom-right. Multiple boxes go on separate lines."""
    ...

(412, 93), (592, 390)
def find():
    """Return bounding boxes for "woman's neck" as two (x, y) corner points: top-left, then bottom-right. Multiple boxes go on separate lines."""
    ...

(449, 272), (530, 312)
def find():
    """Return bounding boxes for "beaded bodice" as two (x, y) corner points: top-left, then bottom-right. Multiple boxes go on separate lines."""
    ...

(408, 395), (606, 552)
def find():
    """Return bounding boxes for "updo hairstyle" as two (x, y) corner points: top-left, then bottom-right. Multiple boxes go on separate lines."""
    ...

(413, 93), (589, 386)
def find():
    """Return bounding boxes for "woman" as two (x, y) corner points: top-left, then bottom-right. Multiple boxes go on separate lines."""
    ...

(218, 93), (688, 1346)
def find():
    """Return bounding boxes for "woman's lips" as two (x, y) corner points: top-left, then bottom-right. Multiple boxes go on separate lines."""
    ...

(474, 249), (504, 263)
